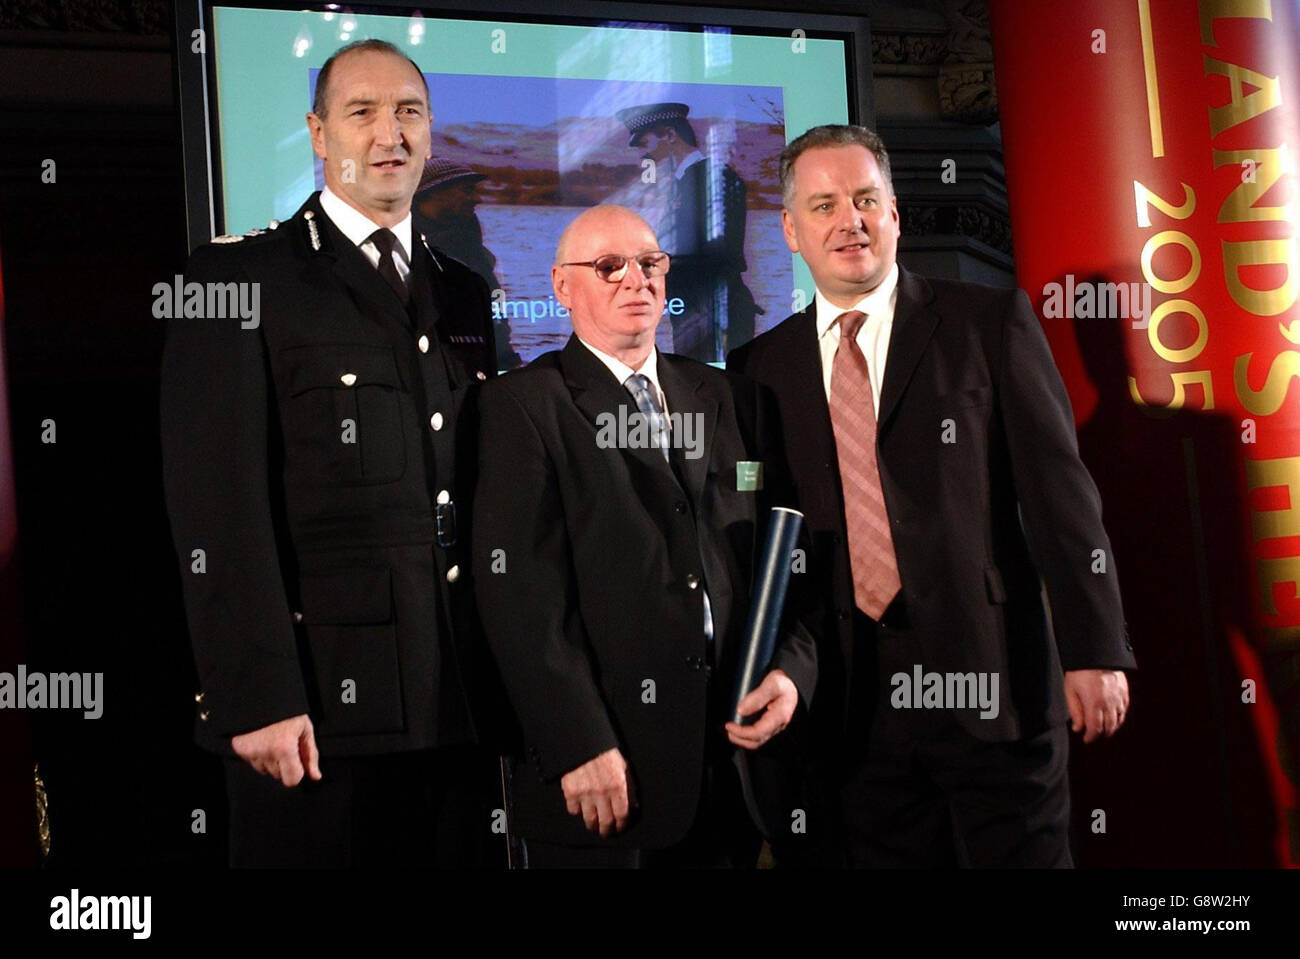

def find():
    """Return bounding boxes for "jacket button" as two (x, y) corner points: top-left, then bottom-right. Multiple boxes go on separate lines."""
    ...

(340, 373), (357, 387)
(292, 610), (303, 624)
(418, 335), (430, 354)
(446, 564), (461, 583)
(194, 691), (205, 704)
(430, 412), (444, 431)
(436, 489), (451, 505)
(199, 710), (210, 722)
(674, 501), (687, 514)
(476, 371), (487, 381)
(686, 574), (699, 590)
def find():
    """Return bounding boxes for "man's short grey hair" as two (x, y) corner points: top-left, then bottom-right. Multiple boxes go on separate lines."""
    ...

(779, 124), (894, 208)
(312, 39), (429, 119)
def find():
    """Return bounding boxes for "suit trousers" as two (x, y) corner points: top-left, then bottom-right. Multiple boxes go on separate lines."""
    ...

(836, 607), (1072, 868)
(520, 753), (762, 869)
(223, 746), (503, 868)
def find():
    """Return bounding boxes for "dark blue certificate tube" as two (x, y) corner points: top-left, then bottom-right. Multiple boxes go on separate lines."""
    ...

(732, 506), (804, 724)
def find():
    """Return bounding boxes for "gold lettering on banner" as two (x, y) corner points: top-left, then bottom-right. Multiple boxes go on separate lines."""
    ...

(1246, 455), (1300, 539)
(1134, 179), (1195, 227)
(1129, 369), (1214, 412)
(1149, 299), (1209, 362)
(1139, 0), (1165, 157)
(1199, 0), (1275, 47)
(1213, 146), (1292, 223)
(1258, 555), (1300, 616)
(1204, 56), (1282, 137)
(1236, 350), (1300, 416)
(1224, 238), (1300, 316)
(1141, 230), (1203, 294)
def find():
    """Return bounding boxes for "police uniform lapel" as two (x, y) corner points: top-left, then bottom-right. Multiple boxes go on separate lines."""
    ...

(308, 195), (414, 338)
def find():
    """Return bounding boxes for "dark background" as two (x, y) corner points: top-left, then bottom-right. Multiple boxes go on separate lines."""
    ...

(7, 0), (1177, 869)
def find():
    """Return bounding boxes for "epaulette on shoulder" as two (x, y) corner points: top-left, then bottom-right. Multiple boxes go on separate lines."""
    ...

(209, 218), (284, 245)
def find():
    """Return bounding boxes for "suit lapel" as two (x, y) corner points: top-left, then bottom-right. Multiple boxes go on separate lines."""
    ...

(659, 353), (732, 648)
(788, 304), (838, 468)
(877, 266), (940, 432)
(560, 336), (680, 484)
(658, 353), (718, 506)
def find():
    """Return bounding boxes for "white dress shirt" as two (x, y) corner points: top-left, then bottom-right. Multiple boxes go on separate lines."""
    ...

(815, 261), (900, 416)
(577, 339), (670, 415)
(319, 186), (413, 286)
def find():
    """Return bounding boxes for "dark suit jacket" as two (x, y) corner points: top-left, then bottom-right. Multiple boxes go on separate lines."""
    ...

(472, 336), (816, 848)
(728, 265), (1135, 749)
(160, 191), (500, 757)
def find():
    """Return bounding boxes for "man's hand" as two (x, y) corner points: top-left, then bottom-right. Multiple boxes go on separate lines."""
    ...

(231, 714), (322, 787)
(1065, 669), (1130, 744)
(560, 747), (630, 838)
(725, 668), (798, 750)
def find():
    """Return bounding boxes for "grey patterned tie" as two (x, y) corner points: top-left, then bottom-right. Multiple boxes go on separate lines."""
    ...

(623, 373), (671, 463)
(622, 372), (712, 642)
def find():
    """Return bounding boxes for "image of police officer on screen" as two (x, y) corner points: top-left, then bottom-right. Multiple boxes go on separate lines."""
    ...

(616, 102), (760, 363)
(413, 155), (521, 370)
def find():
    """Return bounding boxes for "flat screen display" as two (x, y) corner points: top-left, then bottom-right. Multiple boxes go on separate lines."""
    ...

(185, 2), (866, 365)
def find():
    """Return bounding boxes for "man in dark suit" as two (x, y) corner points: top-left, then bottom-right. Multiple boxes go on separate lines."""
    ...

(616, 103), (760, 363)
(472, 204), (815, 867)
(160, 39), (503, 867)
(728, 125), (1135, 868)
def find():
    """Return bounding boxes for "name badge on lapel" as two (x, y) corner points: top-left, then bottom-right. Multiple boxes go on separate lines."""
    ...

(736, 461), (764, 492)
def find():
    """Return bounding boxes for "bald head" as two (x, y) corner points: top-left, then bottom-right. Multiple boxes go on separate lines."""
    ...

(552, 205), (666, 368)
(555, 205), (655, 265)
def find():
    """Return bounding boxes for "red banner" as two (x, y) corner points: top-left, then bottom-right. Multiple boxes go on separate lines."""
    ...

(992, 0), (1300, 866)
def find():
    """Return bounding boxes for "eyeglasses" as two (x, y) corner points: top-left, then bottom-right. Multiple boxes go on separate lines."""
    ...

(560, 251), (671, 283)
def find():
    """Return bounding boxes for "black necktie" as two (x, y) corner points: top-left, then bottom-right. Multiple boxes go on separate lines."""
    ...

(368, 228), (409, 306)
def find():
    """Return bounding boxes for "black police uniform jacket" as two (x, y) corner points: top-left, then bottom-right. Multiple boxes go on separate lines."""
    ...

(472, 337), (817, 848)
(161, 191), (498, 756)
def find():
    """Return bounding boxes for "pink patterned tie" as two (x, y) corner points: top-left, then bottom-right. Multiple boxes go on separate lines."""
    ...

(828, 310), (901, 619)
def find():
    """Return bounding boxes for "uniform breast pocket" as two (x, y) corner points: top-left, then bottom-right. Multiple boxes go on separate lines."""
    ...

(280, 344), (407, 486)
(298, 566), (404, 737)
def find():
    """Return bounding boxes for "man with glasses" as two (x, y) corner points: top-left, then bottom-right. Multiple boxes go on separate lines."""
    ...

(472, 204), (816, 867)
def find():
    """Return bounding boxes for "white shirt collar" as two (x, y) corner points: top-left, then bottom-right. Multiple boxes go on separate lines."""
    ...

(577, 338), (666, 407)
(675, 150), (706, 180)
(319, 186), (413, 264)
(814, 262), (900, 339)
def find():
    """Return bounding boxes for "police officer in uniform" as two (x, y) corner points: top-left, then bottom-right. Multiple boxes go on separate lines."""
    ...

(160, 39), (503, 867)
(616, 102), (760, 363)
